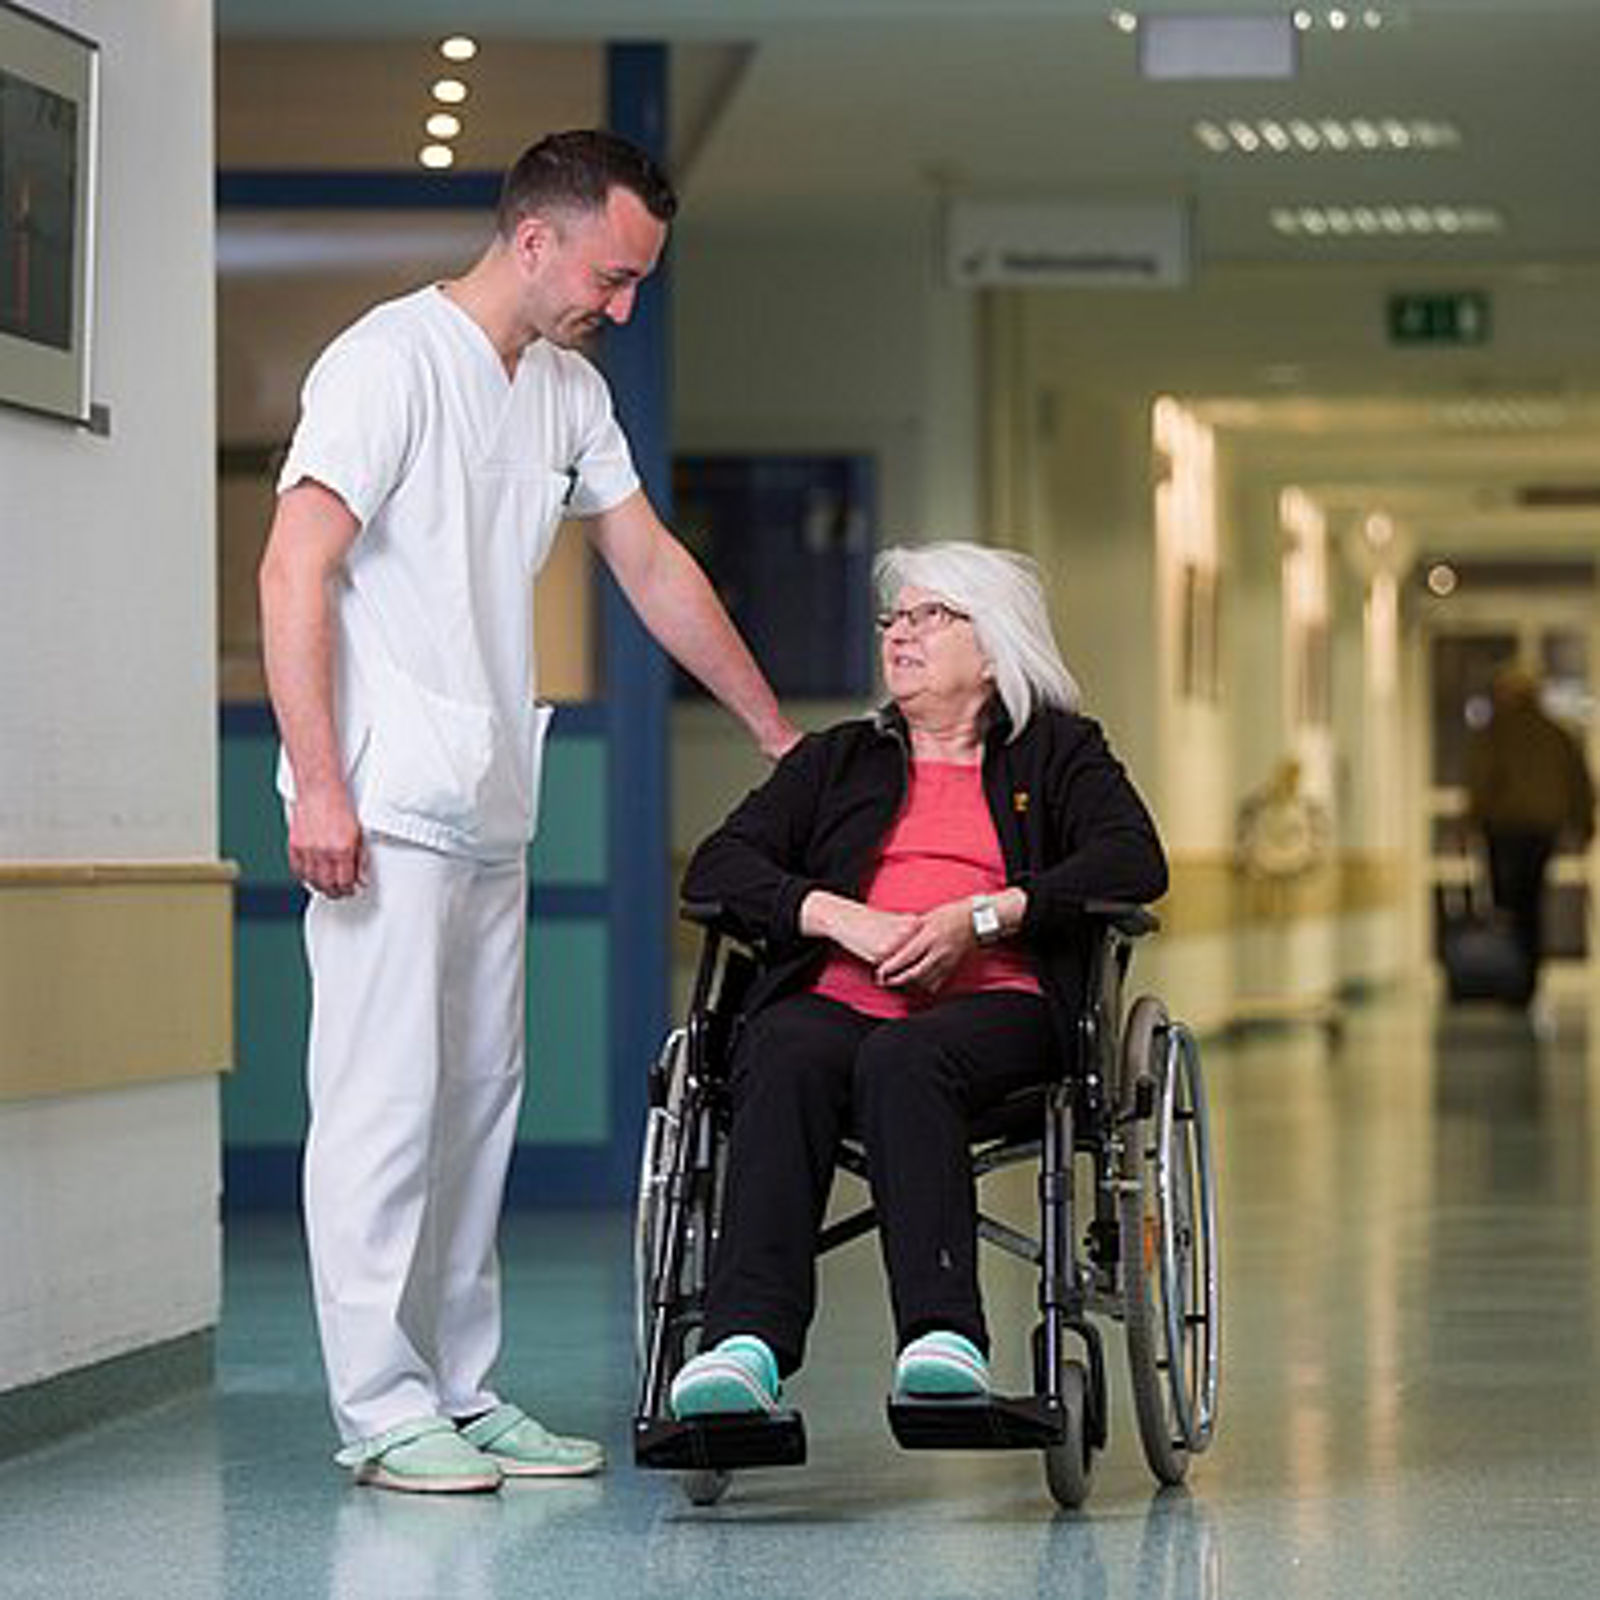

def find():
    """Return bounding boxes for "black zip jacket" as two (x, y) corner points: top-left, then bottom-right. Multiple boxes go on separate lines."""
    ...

(681, 702), (1169, 1054)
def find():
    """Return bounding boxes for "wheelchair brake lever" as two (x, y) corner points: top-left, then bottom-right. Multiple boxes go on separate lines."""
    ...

(1115, 1076), (1157, 1127)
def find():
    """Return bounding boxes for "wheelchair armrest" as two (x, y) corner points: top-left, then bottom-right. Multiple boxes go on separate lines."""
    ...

(1081, 900), (1161, 939)
(679, 898), (767, 955)
(680, 898), (733, 931)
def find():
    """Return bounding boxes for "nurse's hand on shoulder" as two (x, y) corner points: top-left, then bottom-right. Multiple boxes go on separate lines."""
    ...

(761, 715), (803, 762)
(289, 784), (368, 898)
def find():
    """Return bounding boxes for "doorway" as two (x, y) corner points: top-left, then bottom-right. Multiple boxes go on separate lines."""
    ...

(1419, 569), (1597, 1000)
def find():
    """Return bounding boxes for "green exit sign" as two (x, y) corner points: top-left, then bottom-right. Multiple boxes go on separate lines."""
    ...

(1388, 291), (1491, 346)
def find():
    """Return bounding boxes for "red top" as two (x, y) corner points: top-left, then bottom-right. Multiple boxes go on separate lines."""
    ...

(811, 760), (1043, 1020)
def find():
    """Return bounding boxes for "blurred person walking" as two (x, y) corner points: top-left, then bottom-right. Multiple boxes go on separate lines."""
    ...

(1465, 665), (1594, 1005)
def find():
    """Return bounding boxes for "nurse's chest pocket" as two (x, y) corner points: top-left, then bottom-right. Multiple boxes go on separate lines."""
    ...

(474, 459), (575, 571)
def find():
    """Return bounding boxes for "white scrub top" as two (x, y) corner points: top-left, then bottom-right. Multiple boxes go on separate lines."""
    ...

(276, 285), (639, 859)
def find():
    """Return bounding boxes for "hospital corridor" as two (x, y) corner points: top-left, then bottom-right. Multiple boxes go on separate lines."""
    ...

(4, 2), (1600, 1597)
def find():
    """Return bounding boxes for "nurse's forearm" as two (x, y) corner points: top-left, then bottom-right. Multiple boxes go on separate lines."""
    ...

(260, 567), (344, 800)
(259, 524), (349, 804)
(591, 495), (797, 759)
(642, 541), (795, 757)
(259, 485), (360, 803)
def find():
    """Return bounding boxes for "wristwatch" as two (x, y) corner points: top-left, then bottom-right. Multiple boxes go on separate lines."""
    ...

(970, 894), (1003, 946)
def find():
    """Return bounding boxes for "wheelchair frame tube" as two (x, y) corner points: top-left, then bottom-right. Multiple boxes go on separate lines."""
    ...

(639, 931), (724, 1422)
(1037, 1085), (1075, 1400)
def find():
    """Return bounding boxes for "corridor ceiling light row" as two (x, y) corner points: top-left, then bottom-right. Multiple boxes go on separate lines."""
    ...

(1194, 118), (1460, 155)
(1292, 7), (1394, 30)
(1111, 7), (1395, 32)
(1271, 204), (1504, 238)
(418, 35), (478, 171)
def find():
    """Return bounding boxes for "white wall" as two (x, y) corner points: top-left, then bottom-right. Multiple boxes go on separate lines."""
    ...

(0, 0), (219, 1392)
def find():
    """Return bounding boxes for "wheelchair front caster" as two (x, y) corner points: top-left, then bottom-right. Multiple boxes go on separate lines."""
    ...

(682, 1468), (731, 1506)
(1043, 1359), (1094, 1510)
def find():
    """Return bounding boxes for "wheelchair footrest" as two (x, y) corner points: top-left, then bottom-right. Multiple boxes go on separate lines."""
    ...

(886, 1393), (1067, 1451)
(634, 1411), (808, 1471)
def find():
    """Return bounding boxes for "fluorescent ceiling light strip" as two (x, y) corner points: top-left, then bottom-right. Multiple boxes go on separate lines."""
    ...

(1195, 117), (1460, 154)
(1271, 204), (1503, 237)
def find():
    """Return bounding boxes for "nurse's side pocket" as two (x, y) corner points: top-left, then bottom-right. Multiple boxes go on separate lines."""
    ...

(524, 701), (556, 836)
(368, 663), (495, 833)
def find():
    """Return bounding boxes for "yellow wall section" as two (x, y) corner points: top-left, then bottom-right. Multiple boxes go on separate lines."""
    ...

(1157, 852), (1403, 936)
(0, 864), (236, 1103)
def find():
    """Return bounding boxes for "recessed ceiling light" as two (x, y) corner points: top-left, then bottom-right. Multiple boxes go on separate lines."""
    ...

(1426, 563), (1458, 597)
(1108, 10), (1139, 33)
(419, 143), (455, 170)
(439, 36), (478, 62)
(1194, 116), (1460, 155)
(425, 112), (461, 140)
(431, 78), (469, 105)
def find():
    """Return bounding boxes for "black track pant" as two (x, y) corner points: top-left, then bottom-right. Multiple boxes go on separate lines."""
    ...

(702, 989), (1055, 1375)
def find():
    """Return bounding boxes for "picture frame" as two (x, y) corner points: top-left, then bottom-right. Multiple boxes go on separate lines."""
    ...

(0, 1), (98, 425)
(1178, 559), (1222, 703)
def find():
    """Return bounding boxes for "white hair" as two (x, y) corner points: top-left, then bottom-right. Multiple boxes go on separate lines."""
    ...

(874, 541), (1082, 733)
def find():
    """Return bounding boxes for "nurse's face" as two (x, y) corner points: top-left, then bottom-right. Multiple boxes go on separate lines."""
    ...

(517, 187), (666, 348)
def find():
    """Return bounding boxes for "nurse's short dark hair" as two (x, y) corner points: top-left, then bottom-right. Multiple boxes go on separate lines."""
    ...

(497, 129), (678, 236)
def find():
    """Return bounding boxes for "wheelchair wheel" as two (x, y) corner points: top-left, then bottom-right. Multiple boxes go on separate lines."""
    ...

(1042, 1360), (1094, 1511)
(634, 1028), (724, 1364)
(1118, 998), (1220, 1486)
(634, 1029), (689, 1366)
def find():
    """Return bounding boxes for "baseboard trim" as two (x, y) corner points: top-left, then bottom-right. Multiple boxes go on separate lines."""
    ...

(0, 1330), (215, 1463)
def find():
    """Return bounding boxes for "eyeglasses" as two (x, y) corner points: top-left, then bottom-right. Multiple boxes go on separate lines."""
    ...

(875, 600), (971, 636)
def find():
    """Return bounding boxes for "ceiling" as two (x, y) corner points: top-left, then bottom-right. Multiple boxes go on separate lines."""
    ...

(217, 1), (1600, 259)
(215, 0), (1600, 567)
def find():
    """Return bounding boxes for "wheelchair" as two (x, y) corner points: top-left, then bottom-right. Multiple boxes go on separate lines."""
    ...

(633, 900), (1219, 1510)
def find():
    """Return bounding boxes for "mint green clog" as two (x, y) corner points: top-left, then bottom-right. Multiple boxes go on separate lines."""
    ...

(459, 1403), (604, 1478)
(335, 1416), (502, 1494)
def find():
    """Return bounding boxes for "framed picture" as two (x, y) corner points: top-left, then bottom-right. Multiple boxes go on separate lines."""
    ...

(0, 2), (98, 424)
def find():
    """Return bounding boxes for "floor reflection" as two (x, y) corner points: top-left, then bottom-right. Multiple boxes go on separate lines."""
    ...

(2, 989), (1598, 1599)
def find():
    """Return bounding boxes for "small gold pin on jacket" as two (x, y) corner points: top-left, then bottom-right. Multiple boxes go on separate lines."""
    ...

(1013, 790), (1030, 814)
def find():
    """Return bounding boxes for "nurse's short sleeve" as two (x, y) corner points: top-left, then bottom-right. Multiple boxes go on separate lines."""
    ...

(277, 335), (415, 526)
(565, 361), (640, 517)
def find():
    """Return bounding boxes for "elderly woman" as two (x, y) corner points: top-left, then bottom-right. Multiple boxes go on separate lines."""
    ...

(670, 541), (1167, 1418)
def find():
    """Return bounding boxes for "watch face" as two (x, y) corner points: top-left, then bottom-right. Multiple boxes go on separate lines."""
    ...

(973, 899), (1001, 942)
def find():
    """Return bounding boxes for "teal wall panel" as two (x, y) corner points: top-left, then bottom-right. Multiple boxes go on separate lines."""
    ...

(523, 921), (610, 1144)
(222, 727), (288, 884)
(222, 706), (618, 1203)
(226, 918), (310, 1145)
(531, 736), (607, 884)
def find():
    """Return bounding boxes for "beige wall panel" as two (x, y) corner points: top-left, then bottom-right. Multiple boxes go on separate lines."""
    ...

(0, 868), (235, 1103)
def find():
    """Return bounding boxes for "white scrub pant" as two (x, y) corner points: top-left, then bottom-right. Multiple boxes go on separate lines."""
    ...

(302, 834), (527, 1445)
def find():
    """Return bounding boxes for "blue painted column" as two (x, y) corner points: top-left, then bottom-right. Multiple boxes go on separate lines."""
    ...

(602, 43), (672, 1195)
